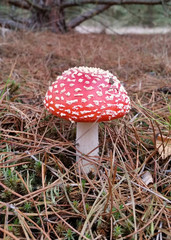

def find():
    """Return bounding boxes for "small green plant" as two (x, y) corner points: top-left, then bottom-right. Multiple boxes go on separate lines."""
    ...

(34, 160), (42, 174)
(112, 204), (124, 220)
(64, 229), (76, 240)
(23, 202), (32, 212)
(85, 233), (91, 239)
(85, 202), (90, 212)
(113, 225), (123, 238)
(8, 218), (20, 237)
(3, 168), (21, 193)
(47, 185), (60, 203)
(56, 223), (66, 237)
(66, 185), (72, 194)
(81, 179), (86, 189)
(73, 200), (79, 208)
(168, 106), (171, 128)
(0, 77), (19, 100)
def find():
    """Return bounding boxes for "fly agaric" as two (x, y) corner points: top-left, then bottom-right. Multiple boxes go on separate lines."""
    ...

(44, 67), (130, 174)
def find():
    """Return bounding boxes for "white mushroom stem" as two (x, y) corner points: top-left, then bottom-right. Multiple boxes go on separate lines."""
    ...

(76, 122), (99, 174)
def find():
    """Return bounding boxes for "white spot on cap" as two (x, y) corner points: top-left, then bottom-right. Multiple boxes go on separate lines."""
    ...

(69, 118), (75, 123)
(86, 104), (94, 108)
(106, 110), (114, 115)
(117, 103), (124, 109)
(55, 96), (60, 100)
(50, 101), (54, 104)
(65, 92), (71, 96)
(49, 107), (54, 111)
(92, 80), (97, 84)
(93, 100), (100, 105)
(125, 98), (129, 104)
(81, 98), (87, 103)
(75, 88), (81, 92)
(46, 103), (49, 107)
(85, 81), (90, 84)
(105, 91), (113, 95)
(55, 90), (59, 93)
(78, 78), (83, 83)
(85, 74), (91, 79)
(65, 109), (71, 113)
(66, 99), (78, 105)
(108, 88), (114, 92)
(67, 79), (75, 82)
(49, 86), (53, 92)
(49, 95), (52, 99)
(57, 76), (63, 80)
(87, 114), (94, 118)
(60, 113), (66, 117)
(72, 111), (79, 115)
(73, 105), (83, 110)
(84, 86), (94, 90)
(61, 96), (64, 100)
(60, 88), (66, 93)
(87, 94), (94, 99)
(104, 79), (109, 83)
(54, 85), (58, 88)
(70, 83), (75, 87)
(96, 91), (103, 96)
(106, 95), (114, 100)
(80, 110), (92, 114)
(55, 104), (65, 108)
(99, 83), (107, 88)
(74, 93), (83, 97)
(77, 73), (82, 76)
(71, 116), (78, 119)
(60, 83), (65, 87)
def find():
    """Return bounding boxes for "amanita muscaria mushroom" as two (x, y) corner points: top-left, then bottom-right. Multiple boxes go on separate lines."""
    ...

(44, 67), (130, 174)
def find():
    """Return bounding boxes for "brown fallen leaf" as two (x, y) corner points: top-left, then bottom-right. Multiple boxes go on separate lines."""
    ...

(141, 171), (153, 185)
(156, 134), (171, 159)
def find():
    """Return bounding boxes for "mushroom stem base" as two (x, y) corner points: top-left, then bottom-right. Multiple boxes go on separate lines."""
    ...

(76, 122), (99, 174)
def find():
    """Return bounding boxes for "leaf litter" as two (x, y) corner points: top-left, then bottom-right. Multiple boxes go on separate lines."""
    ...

(0, 31), (171, 239)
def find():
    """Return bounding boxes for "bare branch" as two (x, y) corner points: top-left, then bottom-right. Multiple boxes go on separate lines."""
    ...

(4, 0), (49, 11)
(4, 0), (30, 9)
(67, 4), (111, 29)
(24, 0), (49, 11)
(0, 18), (27, 30)
(62, 0), (169, 8)
(2, 0), (170, 33)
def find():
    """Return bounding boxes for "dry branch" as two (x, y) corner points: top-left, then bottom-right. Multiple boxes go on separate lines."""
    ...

(2, 0), (170, 32)
(0, 18), (28, 30)
(4, 0), (30, 9)
(67, 4), (111, 29)
(62, 0), (168, 8)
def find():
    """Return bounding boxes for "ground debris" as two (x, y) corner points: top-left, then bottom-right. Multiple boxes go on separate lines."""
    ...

(0, 31), (170, 240)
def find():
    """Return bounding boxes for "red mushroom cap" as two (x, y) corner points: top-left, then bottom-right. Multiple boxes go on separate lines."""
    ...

(44, 67), (130, 122)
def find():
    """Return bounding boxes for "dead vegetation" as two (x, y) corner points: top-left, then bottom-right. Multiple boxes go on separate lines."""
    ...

(0, 31), (171, 239)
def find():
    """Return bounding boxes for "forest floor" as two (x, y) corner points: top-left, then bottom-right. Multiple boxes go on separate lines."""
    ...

(0, 31), (171, 240)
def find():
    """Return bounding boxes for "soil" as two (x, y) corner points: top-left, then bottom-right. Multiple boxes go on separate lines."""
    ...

(0, 31), (171, 93)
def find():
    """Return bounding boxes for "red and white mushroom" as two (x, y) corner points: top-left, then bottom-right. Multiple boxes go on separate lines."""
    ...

(44, 67), (130, 174)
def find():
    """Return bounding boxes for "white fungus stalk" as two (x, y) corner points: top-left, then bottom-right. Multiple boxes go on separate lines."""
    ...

(76, 122), (99, 174)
